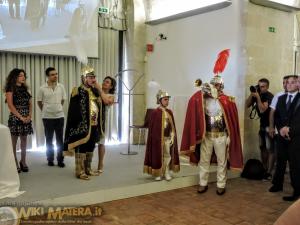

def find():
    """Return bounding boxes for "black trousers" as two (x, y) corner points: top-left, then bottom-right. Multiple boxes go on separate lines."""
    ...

(288, 139), (300, 195)
(272, 135), (288, 188)
(76, 126), (99, 154)
(43, 118), (64, 163)
(273, 135), (300, 195)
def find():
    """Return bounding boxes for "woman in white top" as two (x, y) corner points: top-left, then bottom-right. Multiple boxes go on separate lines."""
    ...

(95, 76), (116, 173)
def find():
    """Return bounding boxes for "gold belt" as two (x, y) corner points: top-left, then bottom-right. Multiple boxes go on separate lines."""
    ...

(91, 121), (98, 126)
(205, 131), (227, 138)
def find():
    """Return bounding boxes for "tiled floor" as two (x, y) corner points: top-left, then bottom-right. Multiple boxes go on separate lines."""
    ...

(94, 178), (292, 225)
(21, 177), (293, 225)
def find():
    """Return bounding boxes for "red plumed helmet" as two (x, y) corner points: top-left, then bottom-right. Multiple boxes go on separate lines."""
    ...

(213, 49), (230, 75)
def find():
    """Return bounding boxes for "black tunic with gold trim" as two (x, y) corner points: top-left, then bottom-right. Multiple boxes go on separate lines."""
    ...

(63, 85), (104, 156)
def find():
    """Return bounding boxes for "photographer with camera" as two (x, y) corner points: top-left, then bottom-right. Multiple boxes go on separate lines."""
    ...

(246, 78), (274, 180)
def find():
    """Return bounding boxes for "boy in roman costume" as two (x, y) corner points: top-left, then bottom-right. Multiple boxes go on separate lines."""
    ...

(144, 90), (180, 181)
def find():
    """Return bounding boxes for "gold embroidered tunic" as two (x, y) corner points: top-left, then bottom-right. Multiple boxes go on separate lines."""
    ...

(90, 92), (99, 126)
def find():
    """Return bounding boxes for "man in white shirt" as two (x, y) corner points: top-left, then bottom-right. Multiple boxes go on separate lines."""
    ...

(270, 75), (300, 201)
(269, 76), (288, 138)
(37, 67), (67, 167)
(269, 76), (287, 193)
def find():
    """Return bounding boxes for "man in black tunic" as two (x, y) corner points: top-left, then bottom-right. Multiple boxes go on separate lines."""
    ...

(64, 65), (104, 180)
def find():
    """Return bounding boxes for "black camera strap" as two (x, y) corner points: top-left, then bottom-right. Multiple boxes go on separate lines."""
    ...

(249, 103), (258, 119)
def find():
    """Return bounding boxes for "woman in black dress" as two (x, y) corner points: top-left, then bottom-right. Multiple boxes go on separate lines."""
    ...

(4, 68), (33, 173)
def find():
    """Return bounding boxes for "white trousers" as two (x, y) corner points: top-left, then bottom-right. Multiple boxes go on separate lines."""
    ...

(199, 135), (228, 188)
(163, 137), (172, 173)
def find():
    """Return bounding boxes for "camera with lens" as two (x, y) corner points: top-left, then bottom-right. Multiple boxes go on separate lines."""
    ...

(249, 85), (260, 93)
(248, 84), (261, 119)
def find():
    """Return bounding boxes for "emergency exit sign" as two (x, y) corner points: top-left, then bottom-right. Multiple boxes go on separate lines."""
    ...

(268, 27), (276, 33)
(99, 7), (109, 14)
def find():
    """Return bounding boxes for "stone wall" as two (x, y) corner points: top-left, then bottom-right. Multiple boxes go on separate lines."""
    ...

(243, 1), (294, 159)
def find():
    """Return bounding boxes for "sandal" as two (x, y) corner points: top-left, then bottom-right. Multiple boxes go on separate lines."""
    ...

(19, 161), (29, 172)
(86, 169), (100, 176)
(77, 172), (90, 180)
(96, 168), (103, 173)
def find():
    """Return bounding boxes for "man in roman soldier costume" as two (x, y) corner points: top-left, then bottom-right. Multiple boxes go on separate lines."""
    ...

(181, 49), (243, 195)
(64, 65), (104, 180)
(144, 90), (180, 181)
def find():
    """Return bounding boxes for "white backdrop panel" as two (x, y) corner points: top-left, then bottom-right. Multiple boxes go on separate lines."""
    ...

(0, 0), (98, 57)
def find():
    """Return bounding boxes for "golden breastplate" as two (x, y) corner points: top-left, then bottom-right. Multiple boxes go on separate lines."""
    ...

(205, 113), (226, 132)
(90, 94), (99, 126)
(164, 114), (172, 137)
(205, 98), (226, 132)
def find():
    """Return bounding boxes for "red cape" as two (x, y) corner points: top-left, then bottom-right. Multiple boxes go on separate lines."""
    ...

(144, 107), (180, 176)
(180, 91), (243, 169)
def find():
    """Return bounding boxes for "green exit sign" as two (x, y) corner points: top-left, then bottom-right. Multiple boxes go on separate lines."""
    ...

(99, 7), (109, 14)
(268, 27), (276, 33)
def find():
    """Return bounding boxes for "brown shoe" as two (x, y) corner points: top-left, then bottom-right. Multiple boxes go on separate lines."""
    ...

(216, 187), (226, 195)
(197, 185), (208, 194)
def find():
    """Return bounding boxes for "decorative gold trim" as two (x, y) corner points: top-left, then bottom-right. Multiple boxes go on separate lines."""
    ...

(66, 85), (94, 154)
(165, 110), (176, 138)
(67, 133), (90, 151)
(228, 96), (235, 102)
(161, 110), (165, 174)
(206, 131), (227, 139)
(63, 149), (75, 157)
(71, 87), (78, 97)
(219, 99), (231, 141)
(229, 167), (243, 171)
(143, 166), (163, 177)
(98, 95), (104, 137)
(165, 110), (180, 172)
(180, 149), (195, 155)
(190, 144), (196, 151)
(200, 93), (206, 141)
(218, 97), (232, 161)
(171, 165), (180, 173)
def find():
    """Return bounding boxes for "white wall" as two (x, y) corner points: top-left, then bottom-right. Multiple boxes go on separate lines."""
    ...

(145, 0), (246, 147)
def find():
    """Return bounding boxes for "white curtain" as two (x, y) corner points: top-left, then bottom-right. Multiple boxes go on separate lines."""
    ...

(98, 28), (120, 143)
(0, 28), (120, 149)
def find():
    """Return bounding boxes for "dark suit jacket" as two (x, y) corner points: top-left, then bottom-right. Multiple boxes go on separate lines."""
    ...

(275, 92), (300, 139)
(275, 92), (300, 193)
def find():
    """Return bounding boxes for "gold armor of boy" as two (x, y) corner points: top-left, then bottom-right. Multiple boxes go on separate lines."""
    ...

(156, 90), (171, 104)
